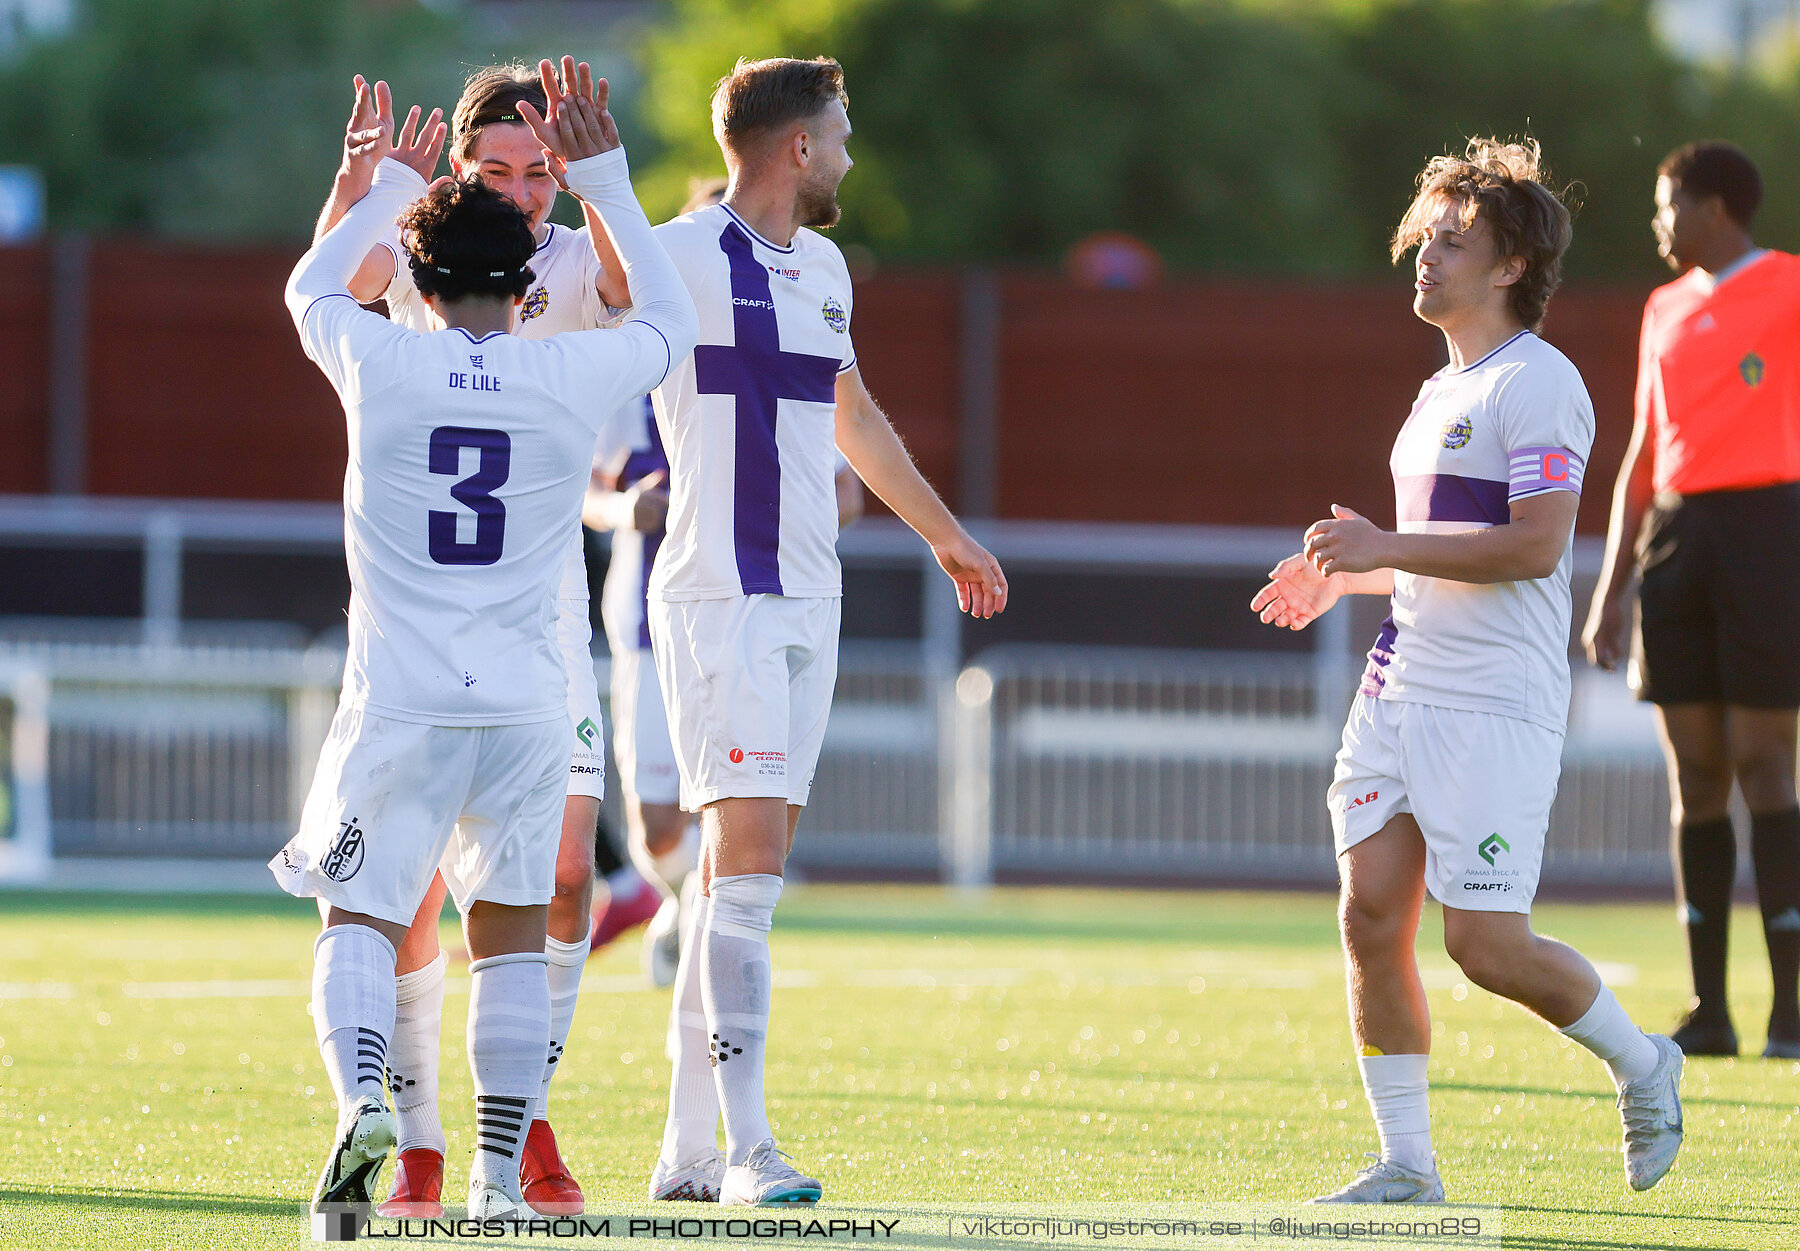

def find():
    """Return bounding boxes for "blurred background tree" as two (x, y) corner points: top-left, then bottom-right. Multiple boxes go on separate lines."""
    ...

(5, 0), (1799, 277)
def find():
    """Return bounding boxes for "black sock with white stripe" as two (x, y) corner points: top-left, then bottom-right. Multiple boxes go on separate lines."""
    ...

(311, 924), (398, 1116)
(1751, 807), (1800, 1036)
(466, 951), (551, 1198)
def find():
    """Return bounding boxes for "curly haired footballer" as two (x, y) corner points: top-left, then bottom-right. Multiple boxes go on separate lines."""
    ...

(397, 178), (537, 304)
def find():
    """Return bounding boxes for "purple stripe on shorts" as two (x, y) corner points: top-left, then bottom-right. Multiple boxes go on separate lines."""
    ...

(1394, 473), (1510, 526)
(1359, 611), (1399, 698)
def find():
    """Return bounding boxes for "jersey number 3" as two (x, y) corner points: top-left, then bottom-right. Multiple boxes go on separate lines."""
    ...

(428, 426), (510, 565)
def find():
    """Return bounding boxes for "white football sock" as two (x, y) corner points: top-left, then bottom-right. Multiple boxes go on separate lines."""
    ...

(312, 925), (398, 1115)
(537, 925), (590, 1121)
(1357, 1052), (1434, 1175)
(660, 890), (719, 1164)
(1561, 985), (1660, 1087)
(466, 952), (551, 1198)
(388, 951), (447, 1155)
(702, 873), (783, 1166)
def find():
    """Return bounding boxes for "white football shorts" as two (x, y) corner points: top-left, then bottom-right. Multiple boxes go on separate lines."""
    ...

(609, 644), (681, 806)
(557, 597), (606, 802)
(649, 594), (841, 811)
(270, 702), (567, 925)
(1328, 693), (1562, 913)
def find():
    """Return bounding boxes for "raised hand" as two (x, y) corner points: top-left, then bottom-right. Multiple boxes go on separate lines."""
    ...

(517, 55), (621, 178)
(1251, 553), (1343, 631)
(391, 98), (446, 183)
(932, 534), (1008, 619)
(343, 77), (443, 183)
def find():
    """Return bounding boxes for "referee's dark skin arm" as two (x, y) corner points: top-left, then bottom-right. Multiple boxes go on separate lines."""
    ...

(1582, 410), (1654, 670)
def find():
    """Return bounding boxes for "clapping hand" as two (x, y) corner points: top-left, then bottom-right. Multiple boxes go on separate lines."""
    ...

(342, 76), (445, 188)
(516, 56), (621, 191)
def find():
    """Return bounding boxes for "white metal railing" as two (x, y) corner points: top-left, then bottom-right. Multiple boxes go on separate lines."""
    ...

(0, 510), (1673, 891)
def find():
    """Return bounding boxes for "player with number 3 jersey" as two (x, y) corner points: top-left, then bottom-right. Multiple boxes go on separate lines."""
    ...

(270, 68), (696, 1222)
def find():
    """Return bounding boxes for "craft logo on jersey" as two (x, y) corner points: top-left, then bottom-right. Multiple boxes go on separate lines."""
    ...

(575, 717), (600, 748)
(1478, 832), (1510, 866)
(1440, 412), (1473, 450)
(768, 265), (801, 282)
(321, 818), (366, 883)
(1741, 352), (1765, 388)
(520, 286), (549, 322)
(821, 297), (847, 333)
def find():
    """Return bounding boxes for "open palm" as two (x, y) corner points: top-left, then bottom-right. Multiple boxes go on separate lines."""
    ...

(1251, 553), (1342, 631)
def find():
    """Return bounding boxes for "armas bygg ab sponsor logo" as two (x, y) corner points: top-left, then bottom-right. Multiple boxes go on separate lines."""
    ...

(576, 717), (600, 747)
(1478, 832), (1510, 866)
(821, 297), (847, 333)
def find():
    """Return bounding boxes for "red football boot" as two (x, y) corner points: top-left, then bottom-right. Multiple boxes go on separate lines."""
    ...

(520, 1119), (585, 1215)
(375, 1146), (444, 1219)
(589, 876), (664, 952)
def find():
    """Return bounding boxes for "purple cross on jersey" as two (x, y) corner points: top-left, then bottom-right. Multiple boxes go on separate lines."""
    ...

(693, 223), (842, 595)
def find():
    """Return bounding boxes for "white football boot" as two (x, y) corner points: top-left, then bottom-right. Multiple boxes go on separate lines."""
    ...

(1618, 1033), (1684, 1191)
(1308, 1154), (1444, 1204)
(311, 1096), (397, 1212)
(648, 1148), (727, 1202)
(467, 1182), (538, 1221)
(719, 1139), (822, 1206)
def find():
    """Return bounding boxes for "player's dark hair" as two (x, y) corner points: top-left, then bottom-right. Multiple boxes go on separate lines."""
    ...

(1391, 137), (1573, 332)
(710, 57), (847, 156)
(1659, 141), (1762, 228)
(398, 178), (537, 303)
(451, 63), (547, 163)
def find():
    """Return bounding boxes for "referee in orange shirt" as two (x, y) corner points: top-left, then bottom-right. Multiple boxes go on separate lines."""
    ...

(1585, 142), (1800, 1060)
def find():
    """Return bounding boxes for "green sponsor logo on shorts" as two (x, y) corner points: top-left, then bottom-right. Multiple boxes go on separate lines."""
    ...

(575, 717), (600, 747)
(1478, 833), (1510, 866)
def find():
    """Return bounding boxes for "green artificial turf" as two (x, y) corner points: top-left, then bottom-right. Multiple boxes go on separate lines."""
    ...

(1, 886), (1795, 1248)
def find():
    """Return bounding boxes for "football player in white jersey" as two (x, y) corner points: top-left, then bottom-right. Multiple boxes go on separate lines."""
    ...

(273, 71), (696, 1220)
(589, 57), (1005, 1207)
(313, 62), (638, 1218)
(1252, 140), (1684, 1203)
(584, 176), (865, 993)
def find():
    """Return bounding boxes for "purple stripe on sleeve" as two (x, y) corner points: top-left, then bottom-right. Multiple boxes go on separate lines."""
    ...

(1507, 446), (1585, 499)
(1393, 474), (1511, 525)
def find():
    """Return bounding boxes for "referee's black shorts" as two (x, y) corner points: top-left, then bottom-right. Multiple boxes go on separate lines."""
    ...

(1633, 480), (1800, 708)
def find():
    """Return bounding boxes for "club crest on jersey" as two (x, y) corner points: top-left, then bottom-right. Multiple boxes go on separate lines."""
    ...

(520, 287), (549, 322)
(1440, 413), (1473, 450)
(821, 297), (847, 333)
(321, 818), (366, 883)
(1741, 352), (1765, 388)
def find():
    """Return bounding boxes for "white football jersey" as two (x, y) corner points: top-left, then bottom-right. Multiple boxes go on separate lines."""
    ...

(1364, 330), (1594, 732)
(593, 393), (669, 654)
(648, 204), (857, 601)
(381, 219), (614, 605)
(293, 239), (676, 724)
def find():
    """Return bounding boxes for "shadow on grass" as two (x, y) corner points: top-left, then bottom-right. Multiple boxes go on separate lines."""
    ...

(0, 1184), (295, 1219)
(1433, 1078), (1800, 1113)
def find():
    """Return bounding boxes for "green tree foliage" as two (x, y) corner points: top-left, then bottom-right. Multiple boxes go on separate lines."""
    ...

(0, 0), (651, 241)
(0, 0), (484, 238)
(641, 0), (1800, 278)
